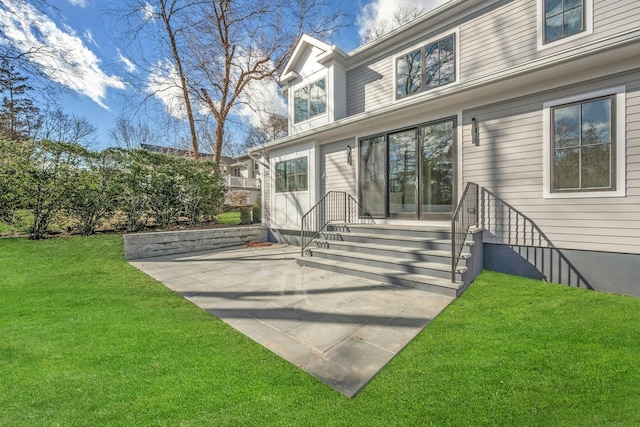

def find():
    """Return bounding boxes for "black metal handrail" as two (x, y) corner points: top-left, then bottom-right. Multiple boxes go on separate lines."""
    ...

(300, 191), (371, 256)
(481, 188), (592, 289)
(451, 182), (479, 282)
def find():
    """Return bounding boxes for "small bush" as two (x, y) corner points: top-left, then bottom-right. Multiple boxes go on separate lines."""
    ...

(252, 203), (261, 223)
(239, 207), (252, 225)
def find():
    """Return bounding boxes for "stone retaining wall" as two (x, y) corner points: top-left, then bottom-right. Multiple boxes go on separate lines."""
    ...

(124, 226), (268, 260)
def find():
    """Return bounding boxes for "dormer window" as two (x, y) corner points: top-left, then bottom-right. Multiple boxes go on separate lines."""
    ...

(294, 78), (326, 123)
(396, 34), (455, 99)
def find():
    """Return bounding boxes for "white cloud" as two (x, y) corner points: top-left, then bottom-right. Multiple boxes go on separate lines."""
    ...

(146, 59), (188, 120)
(68, 0), (88, 7)
(231, 49), (287, 128)
(236, 78), (287, 129)
(83, 29), (98, 47)
(0, 0), (125, 109)
(142, 2), (155, 21)
(357, 0), (450, 42)
(117, 48), (137, 73)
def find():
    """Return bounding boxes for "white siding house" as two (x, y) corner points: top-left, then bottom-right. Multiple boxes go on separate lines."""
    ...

(250, 0), (640, 296)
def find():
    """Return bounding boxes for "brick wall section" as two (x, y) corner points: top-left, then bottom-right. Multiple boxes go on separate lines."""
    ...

(123, 226), (268, 260)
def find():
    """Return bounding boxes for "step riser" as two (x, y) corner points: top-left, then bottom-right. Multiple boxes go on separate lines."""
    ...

(297, 258), (458, 297)
(307, 249), (462, 281)
(314, 241), (468, 267)
(327, 225), (452, 239)
(320, 233), (452, 251)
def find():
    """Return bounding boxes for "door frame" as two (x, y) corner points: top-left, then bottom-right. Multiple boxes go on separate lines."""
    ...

(358, 116), (457, 220)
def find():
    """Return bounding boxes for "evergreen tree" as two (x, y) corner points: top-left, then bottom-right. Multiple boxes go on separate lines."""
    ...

(0, 59), (41, 141)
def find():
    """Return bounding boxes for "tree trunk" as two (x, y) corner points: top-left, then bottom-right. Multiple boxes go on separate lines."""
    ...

(214, 116), (225, 164)
(160, 0), (199, 159)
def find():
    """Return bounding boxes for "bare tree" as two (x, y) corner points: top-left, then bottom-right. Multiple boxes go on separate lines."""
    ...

(200, 122), (239, 157)
(244, 112), (287, 150)
(156, 0), (200, 159)
(362, 5), (424, 43)
(194, 0), (345, 162)
(118, 0), (345, 164)
(109, 115), (155, 150)
(36, 108), (97, 146)
(114, 1), (201, 156)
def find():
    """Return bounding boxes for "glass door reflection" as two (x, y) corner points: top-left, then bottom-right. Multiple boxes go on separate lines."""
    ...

(388, 129), (417, 217)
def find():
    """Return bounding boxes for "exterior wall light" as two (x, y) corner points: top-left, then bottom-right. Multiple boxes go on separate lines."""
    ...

(472, 117), (479, 146)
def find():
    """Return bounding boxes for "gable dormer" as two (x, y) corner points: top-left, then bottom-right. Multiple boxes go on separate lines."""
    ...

(280, 34), (348, 136)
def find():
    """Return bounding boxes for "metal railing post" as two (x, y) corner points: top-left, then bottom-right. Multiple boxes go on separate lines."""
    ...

(451, 182), (479, 283)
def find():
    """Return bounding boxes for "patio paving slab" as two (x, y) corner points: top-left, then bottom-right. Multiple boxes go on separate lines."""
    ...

(129, 243), (454, 397)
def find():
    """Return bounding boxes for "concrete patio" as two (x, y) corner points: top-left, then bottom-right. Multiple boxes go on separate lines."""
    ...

(128, 244), (454, 397)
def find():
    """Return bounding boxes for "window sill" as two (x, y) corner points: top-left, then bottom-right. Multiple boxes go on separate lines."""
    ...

(276, 190), (309, 194)
(543, 189), (626, 199)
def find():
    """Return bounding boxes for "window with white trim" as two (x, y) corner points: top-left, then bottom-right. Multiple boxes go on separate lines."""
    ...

(544, 0), (584, 43)
(543, 86), (626, 199)
(275, 157), (308, 192)
(537, 0), (592, 49)
(294, 79), (326, 123)
(551, 95), (614, 192)
(396, 34), (455, 99)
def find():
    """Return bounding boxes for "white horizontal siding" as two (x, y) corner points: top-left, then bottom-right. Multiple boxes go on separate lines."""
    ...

(594, 0), (640, 39)
(344, 0), (639, 120)
(460, 0), (537, 81)
(320, 139), (356, 196)
(460, 0), (640, 82)
(346, 59), (392, 117)
(464, 73), (640, 254)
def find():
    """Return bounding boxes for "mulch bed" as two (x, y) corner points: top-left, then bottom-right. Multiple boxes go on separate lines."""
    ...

(246, 241), (272, 248)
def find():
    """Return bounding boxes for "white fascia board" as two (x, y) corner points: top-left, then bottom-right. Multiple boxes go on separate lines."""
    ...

(317, 46), (350, 67)
(281, 34), (333, 77)
(253, 29), (640, 155)
(279, 71), (299, 85)
(346, 0), (489, 70)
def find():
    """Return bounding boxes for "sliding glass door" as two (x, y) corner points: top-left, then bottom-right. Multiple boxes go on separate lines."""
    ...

(359, 135), (386, 217)
(419, 119), (454, 218)
(388, 129), (417, 218)
(358, 117), (456, 220)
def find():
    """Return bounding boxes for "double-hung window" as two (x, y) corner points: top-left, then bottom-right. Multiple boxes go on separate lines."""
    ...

(396, 34), (455, 99)
(294, 79), (326, 123)
(275, 157), (308, 192)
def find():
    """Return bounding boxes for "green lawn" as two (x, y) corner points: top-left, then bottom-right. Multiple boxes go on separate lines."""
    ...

(0, 210), (34, 235)
(1, 235), (639, 426)
(216, 210), (241, 224)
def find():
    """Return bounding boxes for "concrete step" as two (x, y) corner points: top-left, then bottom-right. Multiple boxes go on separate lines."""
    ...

(327, 223), (452, 239)
(306, 247), (465, 281)
(296, 256), (464, 297)
(312, 239), (470, 266)
(319, 231), (453, 251)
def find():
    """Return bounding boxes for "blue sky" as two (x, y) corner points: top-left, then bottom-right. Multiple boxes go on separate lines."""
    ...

(0, 0), (448, 150)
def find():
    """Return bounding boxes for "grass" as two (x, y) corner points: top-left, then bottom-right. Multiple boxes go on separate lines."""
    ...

(1, 235), (639, 426)
(216, 210), (241, 225)
(0, 210), (34, 235)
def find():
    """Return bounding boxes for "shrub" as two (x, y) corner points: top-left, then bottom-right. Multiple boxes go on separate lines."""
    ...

(23, 140), (87, 239)
(239, 207), (252, 225)
(252, 202), (261, 223)
(0, 142), (226, 236)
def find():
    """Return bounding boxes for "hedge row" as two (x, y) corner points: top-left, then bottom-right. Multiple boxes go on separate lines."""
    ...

(0, 139), (226, 239)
